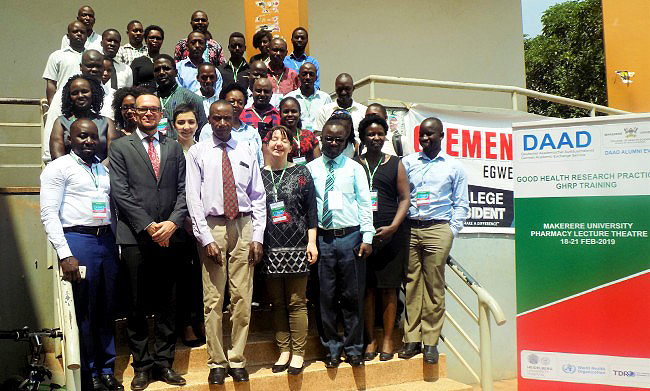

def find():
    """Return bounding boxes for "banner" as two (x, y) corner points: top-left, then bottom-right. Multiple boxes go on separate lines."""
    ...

(402, 104), (546, 234)
(513, 114), (650, 390)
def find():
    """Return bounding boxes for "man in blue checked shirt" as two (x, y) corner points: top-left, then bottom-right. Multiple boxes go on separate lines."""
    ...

(307, 117), (374, 368)
(283, 27), (321, 90)
(398, 117), (469, 365)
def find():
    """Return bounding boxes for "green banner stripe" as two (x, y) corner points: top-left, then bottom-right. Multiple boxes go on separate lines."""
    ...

(515, 195), (650, 314)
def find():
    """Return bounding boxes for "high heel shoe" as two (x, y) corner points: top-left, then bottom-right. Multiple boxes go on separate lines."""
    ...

(271, 362), (290, 373)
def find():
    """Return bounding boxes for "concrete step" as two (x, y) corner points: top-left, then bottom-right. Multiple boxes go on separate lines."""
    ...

(368, 378), (472, 391)
(119, 353), (449, 391)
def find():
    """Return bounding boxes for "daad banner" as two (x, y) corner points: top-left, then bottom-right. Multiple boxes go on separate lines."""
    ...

(402, 104), (546, 234)
(513, 114), (650, 391)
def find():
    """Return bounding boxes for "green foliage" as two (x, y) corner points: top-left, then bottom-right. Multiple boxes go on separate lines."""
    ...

(524, 0), (606, 118)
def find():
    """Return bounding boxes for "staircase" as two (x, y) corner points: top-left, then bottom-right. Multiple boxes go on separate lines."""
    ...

(112, 308), (471, 391)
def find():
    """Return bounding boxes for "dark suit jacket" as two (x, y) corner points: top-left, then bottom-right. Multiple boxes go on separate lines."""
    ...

(109, 131), (187, 245)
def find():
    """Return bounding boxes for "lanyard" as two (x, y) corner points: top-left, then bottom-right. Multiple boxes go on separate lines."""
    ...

(159, 85), (177, 109)
(270, 69), (284, 93)
(252, 107), (269, 122)
(295, 129), (302, 157)
(229, 60), (245, 82)
(269, 162), (288, 201)
(362, 153), (384, 188)
(75, 156), (99, 189)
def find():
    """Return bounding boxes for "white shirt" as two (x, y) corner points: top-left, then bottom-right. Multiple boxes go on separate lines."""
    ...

(245, 88), (282, 109)
(136, 128), (160, 157)
(42, 47), (83, 88)
(200, 92), (219, 116)
(40, 152), (111, 260)
(42, 84), (114, 162)
(285, 89), (332, 131)
(111, 58), (133, 88)
(313, 100), (368, 135)
(61, 31), (103, 51)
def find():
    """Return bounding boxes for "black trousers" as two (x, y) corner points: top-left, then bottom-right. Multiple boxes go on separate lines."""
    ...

(121, 242), (179, 371)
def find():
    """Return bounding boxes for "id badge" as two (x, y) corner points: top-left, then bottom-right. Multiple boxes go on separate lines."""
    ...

(370, 190), (378, 212)
(327, 191), (343, 210)
(416, 189), (431, 206)
(157, 117), (168, 135)
(293, 156), (307, 165)
(92, 196), (108, 219)
(270, 201), (289, 224)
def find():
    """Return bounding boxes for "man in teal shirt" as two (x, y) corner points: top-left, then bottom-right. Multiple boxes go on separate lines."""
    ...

(307, 116), (374, 368)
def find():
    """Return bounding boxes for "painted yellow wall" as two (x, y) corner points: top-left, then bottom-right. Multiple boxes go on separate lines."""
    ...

(602, 0), (650, 112)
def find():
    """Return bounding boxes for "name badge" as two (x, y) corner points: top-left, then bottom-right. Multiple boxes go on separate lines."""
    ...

(157, 117), (168, 135)
(370, 190), (378, 212)
(92, 196), (108, 219)
(293, 156), (307, 165)
(270, 201), (289, 224)
(327, 190), (343, 210)
(416, 189), (431, 206)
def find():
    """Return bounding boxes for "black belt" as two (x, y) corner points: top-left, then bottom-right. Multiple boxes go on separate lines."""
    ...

(318, 225), (360, 238)
(407, 219), (447, 229)
(63, 225), (111, 236)
(213, 211), (252, 219)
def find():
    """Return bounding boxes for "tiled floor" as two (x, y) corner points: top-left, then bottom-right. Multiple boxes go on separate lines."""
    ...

(471, 379), (518, 391)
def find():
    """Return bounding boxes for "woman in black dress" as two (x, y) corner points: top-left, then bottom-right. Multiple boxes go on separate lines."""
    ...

(262, 125), (318, 374)
(355, 115), (410, 361)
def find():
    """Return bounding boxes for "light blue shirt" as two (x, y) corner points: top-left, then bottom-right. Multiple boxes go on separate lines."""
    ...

(307, 154), (375, 244)
(283, 52), (321, 89)
(176, 58), (222, 95)
(198, 122), (263, 167)
(402, 151), (470, 236)
(285, 89), (332, 131)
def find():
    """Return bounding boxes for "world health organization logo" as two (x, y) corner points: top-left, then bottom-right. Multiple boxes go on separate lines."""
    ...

(562, 364), (576, 374)
(527, 354), (539, 364)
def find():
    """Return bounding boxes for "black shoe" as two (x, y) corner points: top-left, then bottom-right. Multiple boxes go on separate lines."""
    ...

(379, 352), (394, 361)
(130, 371), (150, 391)
(363, 351), (377, 361)
(324, 356), (341, 368)
(228, 367), (249, 382)
(271, 362), (290, 373)
(208, 368), (226, 385)
(287, 364), (304, 375)
(423, 345), (439, 364)
(92, 377), (109, 391)
(158, 368), (186, 386)
(347, 355), (364, 367)
(182, 337), (205, 348)
(99, 374), (123, 390)
(398, 342), (422, 359)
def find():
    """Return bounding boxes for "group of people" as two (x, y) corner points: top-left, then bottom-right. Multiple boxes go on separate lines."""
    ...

(39, 5), (470, 391)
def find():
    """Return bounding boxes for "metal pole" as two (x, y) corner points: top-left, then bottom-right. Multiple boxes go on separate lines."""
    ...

(478, 302), (494, 391)
(511, 91), (518, 111)
(369, 80), (376, 100)
(590, 107), (596, 117)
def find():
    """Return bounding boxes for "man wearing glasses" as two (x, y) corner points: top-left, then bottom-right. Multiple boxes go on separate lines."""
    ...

(306, 115), (374, 368)
(109, 94), (188, 390)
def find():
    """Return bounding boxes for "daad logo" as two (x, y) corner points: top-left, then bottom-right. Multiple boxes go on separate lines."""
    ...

(562, 364), (576, 374)
(624, 127), (638, 138)
(523, 131), (591, 151)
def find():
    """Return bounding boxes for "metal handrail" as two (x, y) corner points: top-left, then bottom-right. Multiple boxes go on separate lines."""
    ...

(441, 256), (506, 391)
(350, 75), (629, 116)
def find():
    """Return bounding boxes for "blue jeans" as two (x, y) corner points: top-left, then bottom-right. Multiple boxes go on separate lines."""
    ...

(317, 230), (365, 357)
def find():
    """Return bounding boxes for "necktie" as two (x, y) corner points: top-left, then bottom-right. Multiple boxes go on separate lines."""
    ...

(322, 159), (335, 228)
(110, 59), (118, 89)
(221, 143), (239, 219)
(147, 135), (159, 179)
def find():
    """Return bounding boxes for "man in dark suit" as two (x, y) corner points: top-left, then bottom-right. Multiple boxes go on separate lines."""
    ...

(109, 94), (187, 390)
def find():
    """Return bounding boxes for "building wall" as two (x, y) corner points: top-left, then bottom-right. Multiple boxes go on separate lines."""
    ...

(602, 0), (650, 112)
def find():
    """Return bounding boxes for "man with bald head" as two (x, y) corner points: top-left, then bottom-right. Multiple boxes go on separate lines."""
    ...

(186, 100), (265, 384)
(244, 60), (282, 109)
(101, 29), (133, 89)
(43, 49), (115, 163)
(174, 10), (225, 66)
(110, 94), (188, 389)
(399, 117), (469, 364)
(240, 77), (280, 138)
(176, 31), (222, 95)
(314, 73), (367, 134)
(44, 21), (87, 105)
(286, 62), (332, 132)
(267, 38), (300, 95)
(61, 5), (102, 51)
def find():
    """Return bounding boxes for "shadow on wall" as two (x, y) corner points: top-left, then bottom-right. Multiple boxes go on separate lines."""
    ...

(0, 192), (53, 381)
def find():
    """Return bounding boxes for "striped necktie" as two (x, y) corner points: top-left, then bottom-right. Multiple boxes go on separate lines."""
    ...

(221, 143), (239, 219)
(322, 159), (335, 228)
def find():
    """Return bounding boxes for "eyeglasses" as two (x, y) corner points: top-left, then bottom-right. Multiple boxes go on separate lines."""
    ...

(121, 105), (136, 111)
(135, 107), (162, 114)
(323, 136), (345, 144)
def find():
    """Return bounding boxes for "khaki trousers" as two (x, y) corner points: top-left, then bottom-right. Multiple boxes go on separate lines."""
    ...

(403, 222), (453, 346)
(266, 275), (309, 355)
(198, 215), (253, 369)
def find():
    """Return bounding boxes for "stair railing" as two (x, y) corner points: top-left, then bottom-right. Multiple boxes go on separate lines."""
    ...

(442, 255), (507, 391)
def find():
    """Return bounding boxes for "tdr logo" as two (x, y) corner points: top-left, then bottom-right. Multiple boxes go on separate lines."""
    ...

(523, 131), (591, 151)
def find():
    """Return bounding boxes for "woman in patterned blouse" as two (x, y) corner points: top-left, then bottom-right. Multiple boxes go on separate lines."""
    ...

(261, 125), (318, 375)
